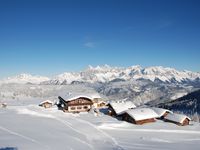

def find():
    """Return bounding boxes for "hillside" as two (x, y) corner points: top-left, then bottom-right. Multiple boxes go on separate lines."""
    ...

(1, 102), (200, 150)
(158, 90), (200, 121)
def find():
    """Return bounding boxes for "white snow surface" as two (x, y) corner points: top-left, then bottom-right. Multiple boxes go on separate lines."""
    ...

(1, 99), (200, 150)
(109, 101), (136, 115)
(125, 108), (159, 121)
(165, 113), (191, 123)
(151, 107), (173, 118)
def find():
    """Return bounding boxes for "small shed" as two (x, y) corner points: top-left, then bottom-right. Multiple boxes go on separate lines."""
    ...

(39, 100), (53, 108)
(164, 113), (191, 126)
(107, 101), (136, 116)
(121, 108), (159, 125)
(151, 107), (173, 119)
(0, 103), (7, 108)
(58, 94), (94, 113)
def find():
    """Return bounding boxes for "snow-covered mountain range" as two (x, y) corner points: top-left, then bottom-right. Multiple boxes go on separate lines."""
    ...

(0, 73), (50, 84)
(1, 65), (199, 85)
(47, 65), (200, 84)
(0, 65), (200, 117)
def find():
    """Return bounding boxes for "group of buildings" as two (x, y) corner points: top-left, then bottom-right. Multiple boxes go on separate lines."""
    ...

(107, 101), (191, 126)
(39, 93), (106, 111)
(39, 93), (191, 126)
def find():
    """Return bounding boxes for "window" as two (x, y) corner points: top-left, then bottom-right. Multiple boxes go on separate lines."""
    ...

(83, 106), (88, 109)
(77, 106), (82, 109)
(70, 107), (75, 110)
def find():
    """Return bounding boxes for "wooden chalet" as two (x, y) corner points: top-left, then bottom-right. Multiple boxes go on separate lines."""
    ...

(121, 108), (159, 125)
(164, 113), (191, 126)
(151, 107), (173, 119)
(58, 95), (94, 113)
(39, 100), (53, 108)
(107, 101), (136, 116)
(93, 100), (107, 108)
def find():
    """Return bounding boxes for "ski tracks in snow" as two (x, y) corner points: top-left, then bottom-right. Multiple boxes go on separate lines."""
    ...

(0, 125), (49, 149)
(53, 114), (123, 150)
(69, 116), (123, 150)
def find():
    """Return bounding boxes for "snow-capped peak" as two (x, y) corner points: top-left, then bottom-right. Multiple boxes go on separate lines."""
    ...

(1, 65), (200, 85)
(48, 65), (200, 84)
(86, 64), (113, 71)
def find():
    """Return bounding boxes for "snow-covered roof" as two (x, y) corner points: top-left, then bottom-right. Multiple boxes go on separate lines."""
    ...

(39, 100), (53, 105)
(60, 93), (101, 102)
(109, 101), (136, 115)
(125, 108), (159, 121)
(98, 100), (107, 104)
(165, 113), (191, 124)
(151, 107), (173, 117)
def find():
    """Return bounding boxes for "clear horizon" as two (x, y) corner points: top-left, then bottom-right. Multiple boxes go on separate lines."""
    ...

(0, 0), (200, 78)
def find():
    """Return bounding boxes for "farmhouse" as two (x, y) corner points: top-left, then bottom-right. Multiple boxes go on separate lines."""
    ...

(164, 113), (191, 126)
(151, 107), (173, 119)
(58, 94), (95, 113)
(107, 101), (136, 116)
(39, 100), (53, 108)
(121, 108), (159, 125)
(93, 100), (107, 108)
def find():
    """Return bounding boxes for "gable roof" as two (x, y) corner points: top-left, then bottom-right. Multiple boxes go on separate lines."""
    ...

(39, 100), (53, 105)
(125, 108), (159, 121)
(60, 93), (101, 102)
(165, 113), (191, 123)
(109, 101), (136, 115)
(151, 107), (173, 117)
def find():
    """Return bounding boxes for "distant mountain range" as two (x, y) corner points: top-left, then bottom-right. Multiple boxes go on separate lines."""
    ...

(0, 73), (50, 84)
(0, 65), (200, 108)
(1, 65), (200, 85)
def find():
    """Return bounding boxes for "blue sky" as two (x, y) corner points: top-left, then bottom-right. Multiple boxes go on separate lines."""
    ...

(0, 0), (200, 78)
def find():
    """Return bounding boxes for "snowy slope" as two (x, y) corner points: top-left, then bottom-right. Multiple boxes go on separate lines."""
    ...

(1, 102), (200, 150)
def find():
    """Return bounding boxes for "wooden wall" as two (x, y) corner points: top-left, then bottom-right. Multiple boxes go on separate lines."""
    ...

(122, 113), (156, 125)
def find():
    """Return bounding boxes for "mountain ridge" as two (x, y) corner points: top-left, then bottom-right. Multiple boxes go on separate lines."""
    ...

(1, 65), (200, 85)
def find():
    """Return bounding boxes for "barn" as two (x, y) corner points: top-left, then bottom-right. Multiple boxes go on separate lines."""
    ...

(107, 101), (136, 116)
(151, 107), (173, 119)
(121, 108), (159, 125)
(164, 113), (191, 126)
(58, 94), (94, 113)
(39, 100), (53, 108)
